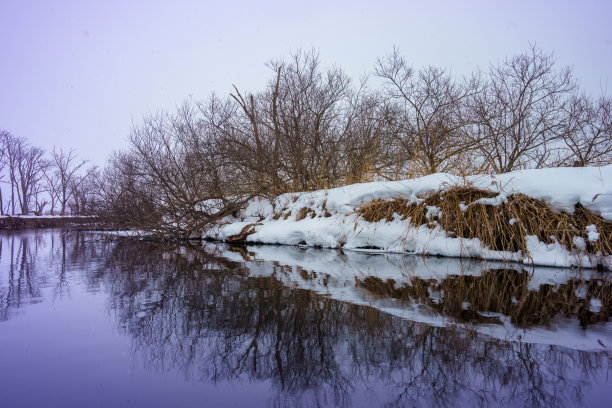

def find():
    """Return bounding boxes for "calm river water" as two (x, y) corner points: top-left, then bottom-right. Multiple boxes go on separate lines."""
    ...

(0, 230), (610, 407)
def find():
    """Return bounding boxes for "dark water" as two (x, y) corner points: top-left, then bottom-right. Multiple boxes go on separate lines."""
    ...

(0, 230), (610, 408)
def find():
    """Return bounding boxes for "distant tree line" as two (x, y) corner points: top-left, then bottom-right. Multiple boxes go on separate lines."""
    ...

(0, 131), (97, 216)
(3, 46), (610, 234)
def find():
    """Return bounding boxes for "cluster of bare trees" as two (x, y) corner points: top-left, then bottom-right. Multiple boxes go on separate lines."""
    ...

(78, 47), (612, 233)
(0, 131), (96, 215)
(375, 46), (611, 175)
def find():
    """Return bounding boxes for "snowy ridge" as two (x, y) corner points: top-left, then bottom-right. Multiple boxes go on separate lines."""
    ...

(203, 165), (612, 269)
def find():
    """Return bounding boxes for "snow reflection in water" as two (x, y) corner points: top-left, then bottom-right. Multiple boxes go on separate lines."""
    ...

(0, 231), (610, 407)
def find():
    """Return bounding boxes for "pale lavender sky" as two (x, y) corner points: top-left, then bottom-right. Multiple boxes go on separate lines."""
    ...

(1, 0), (611, 165)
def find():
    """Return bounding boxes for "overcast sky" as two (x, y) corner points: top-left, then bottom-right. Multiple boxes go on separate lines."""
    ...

(1, 0), (611, 166)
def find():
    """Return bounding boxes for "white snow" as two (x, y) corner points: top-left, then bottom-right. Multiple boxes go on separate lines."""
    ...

(202, 165), (612, 269)
(586, 224), (600, 242)
(243, 197), (274, 218)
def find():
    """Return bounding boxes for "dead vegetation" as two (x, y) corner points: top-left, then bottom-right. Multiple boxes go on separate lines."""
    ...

(357, 186), (612, 259)
(295, 207), (316, 221)
(357, 198), (427, 224)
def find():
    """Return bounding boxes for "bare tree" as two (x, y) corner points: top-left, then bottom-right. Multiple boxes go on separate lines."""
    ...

(14, 142), (48, 214)
(2, 132), (20, 214)
(222, 49), (354, 193)
(2, 134), (48, 214)
(94, 151), (152, 228)
(375, 48), (481, 176)
(0, 130), (8, 214)
(96, 101), (255, 237)
(67, 165), (98, 215)
(557, 93), (612, 167)
(46, 147), (89, 215)
(471, 46), (576, 173)
(340, 89), (400, 182)
(267, 50), (353, 190)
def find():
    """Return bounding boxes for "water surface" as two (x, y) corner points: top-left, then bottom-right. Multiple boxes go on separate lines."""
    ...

(0, 230), (610, 407)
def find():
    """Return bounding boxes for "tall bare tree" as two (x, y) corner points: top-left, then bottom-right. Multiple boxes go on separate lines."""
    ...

(46, 147), (89, 215)
(13, 141), (48, 214)
(67, 166), (98, 215)
(222, 49), (354, 193)
(375, 48), (481, 176)
(2, 133), (48, 214)
(557, 93), (612, 167)
(471, 46), (576, 173)
(0, 130), (8, 214)
(2, 131), (20, 214)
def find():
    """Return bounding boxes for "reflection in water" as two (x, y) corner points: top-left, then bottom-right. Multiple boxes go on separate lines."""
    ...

(359, 269), (612, 328)
(0, 231), (100, 321)
(0, 232), (45, 320)
(0, 231), (611, 407)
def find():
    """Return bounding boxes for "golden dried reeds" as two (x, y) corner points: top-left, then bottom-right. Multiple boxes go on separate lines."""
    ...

(356, 198), (429, 225)
(295, 207), (316, 221)
(356, 186), (612, 261)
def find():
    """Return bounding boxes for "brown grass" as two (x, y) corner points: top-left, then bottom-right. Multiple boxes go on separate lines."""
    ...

(295, 207), (316, 221)
(321, 200), (332, 218)
(357, 198), (429, 225)
(356, 186), (612, 260)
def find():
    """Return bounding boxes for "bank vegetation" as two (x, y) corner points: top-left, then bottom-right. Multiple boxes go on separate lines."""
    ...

(3, 46), (610, 239)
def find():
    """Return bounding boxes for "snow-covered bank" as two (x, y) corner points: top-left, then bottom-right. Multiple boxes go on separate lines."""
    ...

(204, 165), (612, 269)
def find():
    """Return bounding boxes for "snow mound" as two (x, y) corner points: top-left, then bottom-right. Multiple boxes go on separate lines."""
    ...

(204, 165), (612, 269)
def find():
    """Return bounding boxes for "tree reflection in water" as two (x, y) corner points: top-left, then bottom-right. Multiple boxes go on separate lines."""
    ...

(98, 239), (610, 408)
(0, 231), (610, 408)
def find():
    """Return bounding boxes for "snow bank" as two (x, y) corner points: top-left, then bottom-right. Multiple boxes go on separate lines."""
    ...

(203, 165), (612, 269)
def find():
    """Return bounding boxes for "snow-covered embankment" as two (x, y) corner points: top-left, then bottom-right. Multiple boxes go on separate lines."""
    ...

(203, 165), (612, 269)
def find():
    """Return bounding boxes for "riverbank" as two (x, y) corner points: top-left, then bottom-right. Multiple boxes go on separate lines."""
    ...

(204, 165), (612, 270)
(0, 215), (97, 230)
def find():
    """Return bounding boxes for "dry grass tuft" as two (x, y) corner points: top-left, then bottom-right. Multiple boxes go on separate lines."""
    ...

(356, 198), (429, 225)
(356, 186), (612, 261)
(441, 186), (497, 203)
(295, 207), (316, 221)
(296, 207), (309, 221)
(441, 193), (612, 257)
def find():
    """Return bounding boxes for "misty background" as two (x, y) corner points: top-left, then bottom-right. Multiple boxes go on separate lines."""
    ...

(1, 0), (611, 166)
